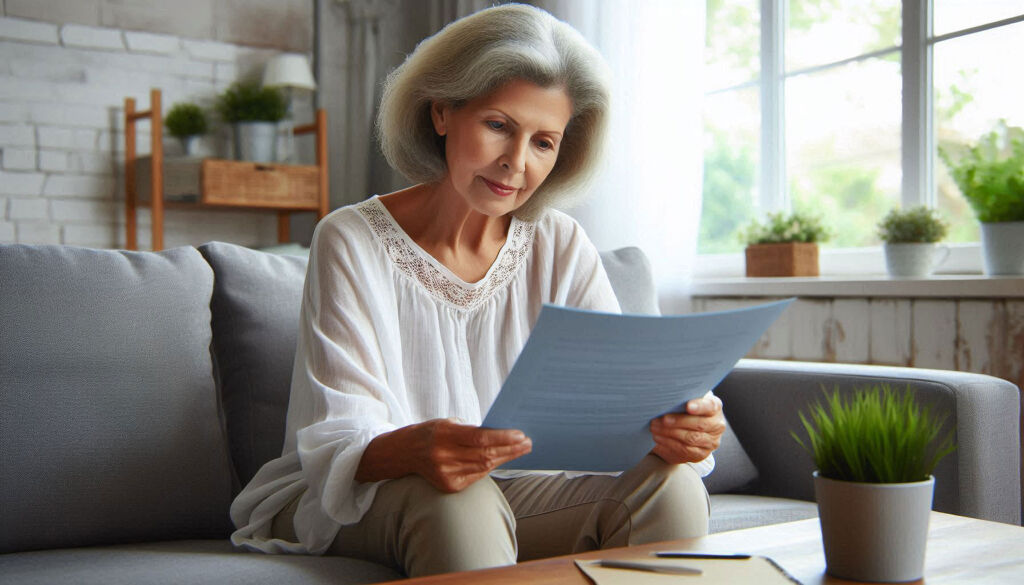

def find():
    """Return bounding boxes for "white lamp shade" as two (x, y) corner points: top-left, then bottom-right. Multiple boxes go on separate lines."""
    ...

(262, 54), (316, 91)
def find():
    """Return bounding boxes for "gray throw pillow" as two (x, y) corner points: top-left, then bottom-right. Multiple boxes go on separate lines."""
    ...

(0, 244), (234, 554)
(198, 242), (308, 490)
(599, 246), (759, 494)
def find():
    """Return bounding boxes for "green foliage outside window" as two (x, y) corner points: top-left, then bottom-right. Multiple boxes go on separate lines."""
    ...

(699, 131), (756, 254)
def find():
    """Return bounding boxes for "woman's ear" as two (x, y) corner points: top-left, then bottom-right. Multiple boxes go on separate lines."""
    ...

(430, 101), (448, 136)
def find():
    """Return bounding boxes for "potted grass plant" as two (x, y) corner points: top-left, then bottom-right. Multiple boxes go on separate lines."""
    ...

(939, 120), (1024, 275)
(216, 81), (287, 162)
(741, 211), (830, 277)
(877, 206), (949, 278)
(165, 102), (208, 157)
(793, 384), (956, 583)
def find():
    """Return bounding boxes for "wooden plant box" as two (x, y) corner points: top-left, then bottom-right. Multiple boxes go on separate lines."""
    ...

(745, 242), (819, 277)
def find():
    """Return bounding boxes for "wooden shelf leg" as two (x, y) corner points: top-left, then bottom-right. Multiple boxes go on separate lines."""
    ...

(278, 211), (290, 243)
(125, 97), (138, 250)
(150, 89), (164, 251)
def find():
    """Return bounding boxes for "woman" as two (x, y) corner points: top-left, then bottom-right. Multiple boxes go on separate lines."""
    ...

(230, 4), (725, 577)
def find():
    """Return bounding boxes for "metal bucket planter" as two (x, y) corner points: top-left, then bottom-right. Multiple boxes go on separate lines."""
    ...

(233, 122), (278, 162)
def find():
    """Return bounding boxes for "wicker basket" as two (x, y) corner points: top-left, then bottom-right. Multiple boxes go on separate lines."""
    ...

(201, 159), (320, 209)
(745, 242), (819, 277)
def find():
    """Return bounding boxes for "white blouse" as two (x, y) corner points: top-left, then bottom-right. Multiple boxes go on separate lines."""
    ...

(230, 196), (712, 555)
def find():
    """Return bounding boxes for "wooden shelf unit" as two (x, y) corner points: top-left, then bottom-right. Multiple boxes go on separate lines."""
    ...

(124, 88), (329, 251)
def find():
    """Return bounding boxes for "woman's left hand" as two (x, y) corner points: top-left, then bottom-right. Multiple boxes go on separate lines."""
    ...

(649, 392), (726, 465)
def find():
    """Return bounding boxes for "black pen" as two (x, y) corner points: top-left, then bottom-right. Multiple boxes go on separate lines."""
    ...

(653, 552), (752, 560)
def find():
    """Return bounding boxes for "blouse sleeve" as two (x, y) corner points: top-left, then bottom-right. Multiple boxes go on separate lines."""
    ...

(286, 217), (405, 541)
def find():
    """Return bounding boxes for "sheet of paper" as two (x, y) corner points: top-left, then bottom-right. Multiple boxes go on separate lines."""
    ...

(573, 556), (801, 585)
(482, 298), (794, 471)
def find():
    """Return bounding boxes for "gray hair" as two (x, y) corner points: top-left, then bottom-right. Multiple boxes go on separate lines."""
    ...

(376, 3), (611, 220)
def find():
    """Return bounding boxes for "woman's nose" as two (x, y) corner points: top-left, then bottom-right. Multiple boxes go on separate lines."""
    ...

(500, 139), (528, 173)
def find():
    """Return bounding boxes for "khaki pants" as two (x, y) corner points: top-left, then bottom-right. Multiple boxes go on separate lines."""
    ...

(272, 454), (710, 578)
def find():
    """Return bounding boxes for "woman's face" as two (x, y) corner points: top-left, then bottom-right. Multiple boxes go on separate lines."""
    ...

(431, 79), (573, 217)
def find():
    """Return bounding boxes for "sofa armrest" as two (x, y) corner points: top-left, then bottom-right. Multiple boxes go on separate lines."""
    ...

(713, 359), (1021, 525)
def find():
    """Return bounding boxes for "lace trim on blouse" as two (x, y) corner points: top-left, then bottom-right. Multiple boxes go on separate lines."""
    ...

(358, 198), (537, 310)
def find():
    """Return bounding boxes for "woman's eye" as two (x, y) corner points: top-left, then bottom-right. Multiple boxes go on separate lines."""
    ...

(486, 120), (505, 131)
(536, 139), (553, 151)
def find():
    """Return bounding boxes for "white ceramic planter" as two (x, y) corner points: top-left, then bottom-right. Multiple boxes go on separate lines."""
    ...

(179, 135), (201, 157)
(233, 121), (278, 162)
(814, 472), (934, 582)
(980, 221), (1024, 275)
(883, 243), (949, 278)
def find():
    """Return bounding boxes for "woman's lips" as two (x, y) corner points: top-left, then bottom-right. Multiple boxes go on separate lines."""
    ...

(482, 177), (518, 197)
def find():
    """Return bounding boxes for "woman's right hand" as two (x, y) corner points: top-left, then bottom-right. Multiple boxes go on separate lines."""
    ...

(356, 419), (532, 493)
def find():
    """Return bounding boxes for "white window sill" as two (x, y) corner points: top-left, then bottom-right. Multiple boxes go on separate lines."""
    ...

(692, 243), (1024, 298)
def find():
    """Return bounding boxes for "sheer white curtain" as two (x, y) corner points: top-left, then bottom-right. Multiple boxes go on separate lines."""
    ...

(538, 0), (706, 313)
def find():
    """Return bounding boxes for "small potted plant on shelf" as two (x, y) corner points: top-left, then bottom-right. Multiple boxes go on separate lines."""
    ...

(165, 102), (207, 157)
(741, 211), (829, 277)
(939, 120), (1024, 275)
(877, 206), (949, 278)
(793, 384), (955, 583)
(216, 81), (287, 163)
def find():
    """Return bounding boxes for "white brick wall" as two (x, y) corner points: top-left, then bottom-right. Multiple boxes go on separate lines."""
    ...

(0, 17), (58, 44)
(0, 16), (286, 248)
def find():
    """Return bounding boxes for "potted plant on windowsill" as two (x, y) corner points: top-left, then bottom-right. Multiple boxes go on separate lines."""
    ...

(216, 81), (287, 163)
(793, 385), (956, 583)
(165, 102), (208, 157)
(741, 211), (829, 277)
(939, 120), (1024, 275)
(877, 206), (949, 278)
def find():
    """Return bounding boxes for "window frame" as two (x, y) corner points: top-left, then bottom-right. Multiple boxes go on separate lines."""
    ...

(699, 0), (1024, 276)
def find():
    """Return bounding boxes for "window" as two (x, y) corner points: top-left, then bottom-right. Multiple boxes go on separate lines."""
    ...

(699, 0), (1024, 257)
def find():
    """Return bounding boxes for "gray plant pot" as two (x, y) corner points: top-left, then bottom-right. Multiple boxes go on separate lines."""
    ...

(814, 472), (934, 582)
(233, 121), (278, 163)
(883, 243), (949, 278)
(980, 221), (1024, 275)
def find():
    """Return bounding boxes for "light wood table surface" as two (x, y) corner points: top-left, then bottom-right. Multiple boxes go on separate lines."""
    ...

(381, 512), (1024, 584)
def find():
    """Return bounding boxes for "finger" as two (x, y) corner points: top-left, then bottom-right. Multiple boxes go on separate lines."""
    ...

(653, 413), (725, 434)
(685, 395), (722, 416)
(446, 439), (533, 475)
(453, 426), (528, 448)
(652, 427), (719, 451)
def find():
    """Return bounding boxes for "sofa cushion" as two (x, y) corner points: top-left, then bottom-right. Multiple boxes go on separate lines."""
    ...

(700, 418), (759, 494)
(708, 494), (818, 533)
(0, 540), (402, 585)
(198, 242), (308, 489)
(598, 246), (659, 315)
(0, 245), (233, 554)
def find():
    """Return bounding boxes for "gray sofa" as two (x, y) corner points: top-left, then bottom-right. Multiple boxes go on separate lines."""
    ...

(1, 241), (1020, 585)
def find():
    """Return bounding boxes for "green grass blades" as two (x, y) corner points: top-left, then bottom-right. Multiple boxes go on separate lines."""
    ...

(791, 384), (956, 483)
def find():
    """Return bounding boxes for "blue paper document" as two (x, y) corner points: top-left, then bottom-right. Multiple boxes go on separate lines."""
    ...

(481, 298), (794, 471)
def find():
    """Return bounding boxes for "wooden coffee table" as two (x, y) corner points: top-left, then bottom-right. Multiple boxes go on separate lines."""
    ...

(380, 512), (1024, 584)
